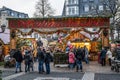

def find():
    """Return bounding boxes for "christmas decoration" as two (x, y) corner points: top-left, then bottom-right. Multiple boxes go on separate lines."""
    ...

(8, 17), (110, 28)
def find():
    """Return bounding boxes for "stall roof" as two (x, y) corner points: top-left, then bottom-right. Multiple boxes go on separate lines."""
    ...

(7, 17), (110, 29)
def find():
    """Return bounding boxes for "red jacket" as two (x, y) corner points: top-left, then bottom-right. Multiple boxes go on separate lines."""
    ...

(69, 52), (75, 63)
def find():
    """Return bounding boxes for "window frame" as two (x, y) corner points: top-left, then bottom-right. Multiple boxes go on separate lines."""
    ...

(99, 5), (104, 11)
(66, 6), (79, 15)
(66, 0), (79, 5)
(84, 5), (89, 12)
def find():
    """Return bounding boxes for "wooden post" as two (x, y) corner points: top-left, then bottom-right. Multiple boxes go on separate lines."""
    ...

(10, 29), (16, 49)
(102, 28), (109, 48)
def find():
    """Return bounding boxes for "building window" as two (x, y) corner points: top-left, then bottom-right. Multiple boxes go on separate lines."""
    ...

(84, 5), (89, 12)
(99, 0), (103, 2)
(99, 5), (103, 11)
(89, 0), (94, 2)
(74, 0), (78, 4)
(66, 0), (78, 4)
(106, 5), (110, 10)
(83, 0), (87, 2)
(11, 12), (14, 16)
(90, 6), (94, 10)
(90, 5), (97, 11)
(66, 6), (79, 15)
(19, 15), (22, 18)
(17, 14), (19, 17)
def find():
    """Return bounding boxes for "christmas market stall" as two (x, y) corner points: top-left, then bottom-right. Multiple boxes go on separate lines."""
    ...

(7, 17), (110, 65)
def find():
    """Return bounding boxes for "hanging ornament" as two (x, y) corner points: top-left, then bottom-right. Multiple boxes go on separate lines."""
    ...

(67, 41), (71, 46)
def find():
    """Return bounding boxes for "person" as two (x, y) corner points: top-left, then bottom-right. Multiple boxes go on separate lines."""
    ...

(73, 46), (77, 68)
(114, 45), (120, 60)
(13, 49), (23, 73)
(68, 49), (75, 70)
(106, 49), (112, 66)
(29, 47), (34, 71)
(37, 46), (45, 74)
(100, 48), (107, 66)
(84, 46), (89, 64)
(44, 50), (52, 74)
(81, 47), (85, 61)
(24, 48), (31, 72)
(66, 46), (70, 54)
(75, 47), (83, 72)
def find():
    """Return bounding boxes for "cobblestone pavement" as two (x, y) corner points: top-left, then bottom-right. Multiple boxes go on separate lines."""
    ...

(94, 73), (120, 80)
(1, 70), (15, 78)
(9, 72), (84, 80)
(1, 61), (120, 80)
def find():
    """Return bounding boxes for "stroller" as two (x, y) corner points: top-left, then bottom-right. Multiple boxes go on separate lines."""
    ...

(111, 47), (120, 72)
(111, 58), (120, 72)
(30, 61), (34, 71)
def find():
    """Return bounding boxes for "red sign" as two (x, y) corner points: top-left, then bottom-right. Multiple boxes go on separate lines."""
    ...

(8, 17), (110, 28)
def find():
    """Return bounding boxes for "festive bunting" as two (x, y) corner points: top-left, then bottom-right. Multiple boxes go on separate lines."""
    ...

(15, 28), (104, 36)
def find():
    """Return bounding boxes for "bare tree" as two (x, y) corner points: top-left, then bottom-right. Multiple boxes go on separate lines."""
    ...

(34, 0), (55, 18)
(102, 0), (120, 42)
(90, 0), (120, 42)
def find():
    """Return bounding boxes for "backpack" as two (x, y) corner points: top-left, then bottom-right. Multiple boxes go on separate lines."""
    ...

(37, 49), (44, 60)
(77, 54), (82, 60)
(116, 48), (120, 60)
(76, 48), (82, 60)
(24, 51), (31, 61)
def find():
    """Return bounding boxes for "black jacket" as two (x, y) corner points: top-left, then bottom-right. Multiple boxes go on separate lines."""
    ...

(76, 48), (83, 60)
(13, 50), (23, 62)
(37, 48), (45, 61)
(44, 52), (52, 63)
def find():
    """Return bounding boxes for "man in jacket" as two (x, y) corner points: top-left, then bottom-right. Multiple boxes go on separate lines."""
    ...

(13, 49), (23, 73)
(37, 47), (45, 74)
(44, 50), (52, 74)
(100, 48), (107, 66)
(75, 47), (83, 72)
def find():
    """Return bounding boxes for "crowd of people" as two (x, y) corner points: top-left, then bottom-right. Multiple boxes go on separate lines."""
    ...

(67, 46), (89, 72)
(12, 46), (53, 74)
(9, 44), (119, 74)
(67, 45), (120, 72)
(12, 45), (90, 74)
(100, 46), (120, 67)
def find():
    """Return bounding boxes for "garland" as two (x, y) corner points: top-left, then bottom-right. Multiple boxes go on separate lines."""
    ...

(16, 29), (69, 36)
(16, 28), (103, 36)
(83, 28), (102, 34)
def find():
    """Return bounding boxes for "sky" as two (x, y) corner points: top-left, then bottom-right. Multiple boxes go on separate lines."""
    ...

(0, 0), (65, 17)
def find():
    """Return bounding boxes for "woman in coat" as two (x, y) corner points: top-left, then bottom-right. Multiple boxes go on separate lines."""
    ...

(44, 50), (52, 74)
(68, 49), (75, 70)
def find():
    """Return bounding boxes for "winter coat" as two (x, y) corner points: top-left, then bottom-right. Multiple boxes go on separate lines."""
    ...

(13, 50), (23, 62)
(76, 48), (83, 60)
(85, 48), (89, 58)
(106, 50), (112, 59)
(69, 52), (75, 63)
(24, 50), (32, 63)
(44, 52), (52, 63)
(100, 49), (107, 59)
(37, 48), (45, 61)
(115, 48), (120, 60)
